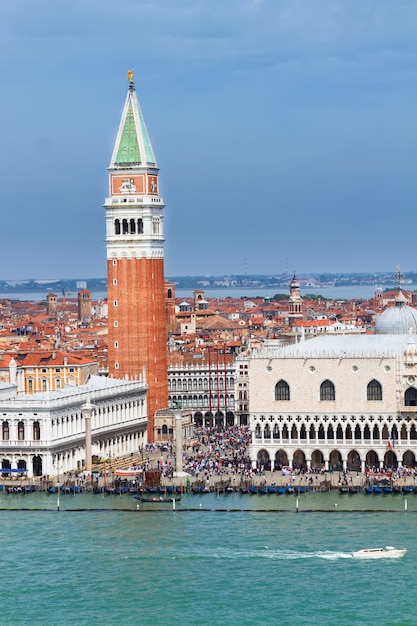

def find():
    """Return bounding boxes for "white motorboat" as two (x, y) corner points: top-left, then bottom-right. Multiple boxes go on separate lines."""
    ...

(351, 546), (407, 559)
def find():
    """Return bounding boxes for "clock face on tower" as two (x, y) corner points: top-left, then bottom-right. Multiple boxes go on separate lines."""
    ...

(148, 175), (158, 195)
(111, 175), (145, 195)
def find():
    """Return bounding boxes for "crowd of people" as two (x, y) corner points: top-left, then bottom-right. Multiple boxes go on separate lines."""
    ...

(156, 425), (253, 482)
(133, 427), (417, 489)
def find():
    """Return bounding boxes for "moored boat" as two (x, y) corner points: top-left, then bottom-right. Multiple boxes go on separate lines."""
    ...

(351, 546), (407, 559)
(294, 485), (310, 494)
(134, 495), (181, 503)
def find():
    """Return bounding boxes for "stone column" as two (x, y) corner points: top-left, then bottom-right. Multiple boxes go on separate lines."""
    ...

(81, 398), (95, 473)
(175, 408), (183, 474)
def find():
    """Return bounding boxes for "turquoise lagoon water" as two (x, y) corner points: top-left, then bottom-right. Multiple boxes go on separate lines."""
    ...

(1, 490), (416, 626)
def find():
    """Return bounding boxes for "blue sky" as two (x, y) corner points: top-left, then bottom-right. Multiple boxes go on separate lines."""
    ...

(0, 0), (416, 279)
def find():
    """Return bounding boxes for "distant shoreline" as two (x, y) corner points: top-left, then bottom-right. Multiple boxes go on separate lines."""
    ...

(1, 284), (415, 302)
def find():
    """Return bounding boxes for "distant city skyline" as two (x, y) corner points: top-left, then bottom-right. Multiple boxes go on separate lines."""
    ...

(1, 1), (416, 279)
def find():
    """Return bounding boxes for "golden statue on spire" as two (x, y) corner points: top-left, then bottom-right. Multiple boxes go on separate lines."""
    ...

(128, 69), (134, 83)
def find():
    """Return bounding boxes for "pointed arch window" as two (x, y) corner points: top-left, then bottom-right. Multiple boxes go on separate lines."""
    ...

(275, 380), (290, 401)
(367, 379), (382, 401)
(405, 387), (417, 407)
(320, 380), (335, 401)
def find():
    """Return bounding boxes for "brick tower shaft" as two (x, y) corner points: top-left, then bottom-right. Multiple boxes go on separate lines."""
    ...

(105, 71), (168, 440)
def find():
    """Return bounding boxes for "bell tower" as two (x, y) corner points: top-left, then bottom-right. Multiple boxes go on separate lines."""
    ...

(288, 273), (303, 328)
(104, 71), (168, 440)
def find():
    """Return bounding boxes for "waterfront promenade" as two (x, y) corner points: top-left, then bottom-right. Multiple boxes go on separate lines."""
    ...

(3, 424), (417, 494)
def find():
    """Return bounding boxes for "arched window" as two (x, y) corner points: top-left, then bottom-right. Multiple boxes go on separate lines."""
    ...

(2, 421), (9, 441)
(129, 218), (136, 234)
(275, 380), (290, 401)
(122, 219), (128, 234)
(33, 421), (40, 441)
(137, 219), (143, 234)
(114, 219), (121, 235)
(18, 421), (25, 441)
(367, 379), (382, 401)
(320, 380), (335, 401)
(405, 387), (417, 407)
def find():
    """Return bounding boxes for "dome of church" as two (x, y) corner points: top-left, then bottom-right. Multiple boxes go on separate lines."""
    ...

(375, 291), (417, 335)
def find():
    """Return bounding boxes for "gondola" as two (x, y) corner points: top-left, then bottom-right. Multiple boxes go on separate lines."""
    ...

(134, 495), (181, 503)
(349, 486), (361, 494)
(294, 485), (310, 494)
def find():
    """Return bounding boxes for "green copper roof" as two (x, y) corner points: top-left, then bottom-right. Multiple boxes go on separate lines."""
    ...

(137, 106), (156, 165)
(113, 88), (156, 167)
(115, 102), (141, 164)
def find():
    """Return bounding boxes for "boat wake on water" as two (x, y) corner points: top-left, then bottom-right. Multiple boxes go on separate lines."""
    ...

(259, 548), (354, 561)
(177, 547), (355, 561)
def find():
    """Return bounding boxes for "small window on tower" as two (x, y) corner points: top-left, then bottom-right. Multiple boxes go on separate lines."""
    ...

(115, 362), (119, 370)
(113, 279), (117, 286)
(114, 342), (119, 349)
(112, 259), (117, 266)
(114, 300), (118, 307)
(114, 321), (118, 327)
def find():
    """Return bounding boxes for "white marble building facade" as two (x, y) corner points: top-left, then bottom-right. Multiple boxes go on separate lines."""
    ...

(249, 334), (417, 472)
(0, 375), (147, 478)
